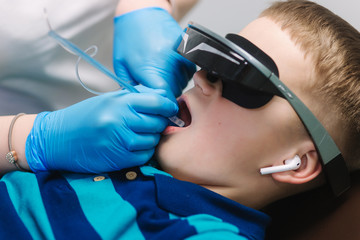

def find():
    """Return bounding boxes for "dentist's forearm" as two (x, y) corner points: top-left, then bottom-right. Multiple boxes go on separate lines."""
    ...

(116, 0), (172, 16)
(116, 0), (199, 20)
(172, 0), (200, 20)
(0, 114), (36, 175)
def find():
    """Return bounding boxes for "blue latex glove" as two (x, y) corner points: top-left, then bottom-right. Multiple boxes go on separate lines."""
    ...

(25, 86), (178, 173)
(113, 7), (196, 101)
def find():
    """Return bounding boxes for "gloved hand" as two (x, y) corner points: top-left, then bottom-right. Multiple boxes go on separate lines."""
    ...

(113, 7), (196, 101)
(25, 86), (178, 173)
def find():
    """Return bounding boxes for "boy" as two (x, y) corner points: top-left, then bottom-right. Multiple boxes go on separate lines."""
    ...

(156, 0), (360, 207)
(1, 1), (359, 239)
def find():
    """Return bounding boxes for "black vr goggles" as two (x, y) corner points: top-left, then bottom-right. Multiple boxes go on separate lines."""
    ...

(177, 22), (350, 196)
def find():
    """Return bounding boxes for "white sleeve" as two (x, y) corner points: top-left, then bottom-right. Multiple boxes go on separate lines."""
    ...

(0, 0), (119, 113)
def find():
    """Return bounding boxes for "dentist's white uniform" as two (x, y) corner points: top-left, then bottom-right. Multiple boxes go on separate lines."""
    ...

(0, 0), (119, 114)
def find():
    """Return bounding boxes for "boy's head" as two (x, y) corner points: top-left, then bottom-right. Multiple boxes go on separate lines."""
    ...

(155, 0), (360, 209)
(260, 0), (360, 172)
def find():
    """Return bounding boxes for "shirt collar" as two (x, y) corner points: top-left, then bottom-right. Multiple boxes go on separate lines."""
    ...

(153, 173), (271, 240)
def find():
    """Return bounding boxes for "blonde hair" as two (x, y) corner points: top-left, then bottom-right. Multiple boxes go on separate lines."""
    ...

(260, 0), (360, 170)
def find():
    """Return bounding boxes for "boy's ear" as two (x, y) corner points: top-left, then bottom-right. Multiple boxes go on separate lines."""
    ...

(271, 150), (322, 184)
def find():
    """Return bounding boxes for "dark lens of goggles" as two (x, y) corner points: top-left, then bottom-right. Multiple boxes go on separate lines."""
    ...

(222, 34), (279, 108)
(177, 25), (279, 109)
(206, 71), (220, 83)
(205, 71), (273, 109)
(222, 79), (274, 109)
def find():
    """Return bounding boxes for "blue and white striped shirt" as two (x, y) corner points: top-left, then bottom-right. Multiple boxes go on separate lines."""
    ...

(0, 166), (270, 239)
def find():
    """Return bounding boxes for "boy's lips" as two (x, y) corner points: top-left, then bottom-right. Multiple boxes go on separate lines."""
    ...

(163, 96), (192, 135)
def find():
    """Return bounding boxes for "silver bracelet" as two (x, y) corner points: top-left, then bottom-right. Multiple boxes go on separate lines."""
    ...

(5, 113), (29, 172)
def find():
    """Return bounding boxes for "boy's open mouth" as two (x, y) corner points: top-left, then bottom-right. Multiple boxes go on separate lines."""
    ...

(178, 98), (192, 127)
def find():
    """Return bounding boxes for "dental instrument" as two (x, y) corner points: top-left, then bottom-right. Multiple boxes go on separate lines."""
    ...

(43, 8), (185, 127)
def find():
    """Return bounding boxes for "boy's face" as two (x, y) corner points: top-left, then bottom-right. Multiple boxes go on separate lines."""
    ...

(155, 17), (313, 205)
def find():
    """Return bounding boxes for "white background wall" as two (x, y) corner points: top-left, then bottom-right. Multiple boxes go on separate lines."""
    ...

(179, 0), (360, 36)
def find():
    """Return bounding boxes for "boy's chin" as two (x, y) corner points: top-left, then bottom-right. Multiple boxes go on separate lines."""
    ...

(154, 137), (169, 161)
(152, 147), (165, 167)
(153, 145), (174, 172)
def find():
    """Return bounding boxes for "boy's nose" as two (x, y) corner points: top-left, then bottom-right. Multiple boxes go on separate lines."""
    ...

(193, 70), (222, 96)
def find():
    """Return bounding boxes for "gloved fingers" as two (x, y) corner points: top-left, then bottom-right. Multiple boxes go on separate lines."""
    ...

(119, 148), (155, 167)
(133, 60), (195, 99)
(185, 60), (197, 82)
(133, 52), (196, 98)
(100, 149), (154, 171)
(131, 66), (179, 101)
(123, 133), (161, 151)
(167, 52), (192, 92)
(99, 85), (168, 106)
(126, 113), (169, 133)
(134, 85), (168, 97)
(113, 60), (137, 86)
(126, 93), (179, 117)
(177, 54), (197, 89)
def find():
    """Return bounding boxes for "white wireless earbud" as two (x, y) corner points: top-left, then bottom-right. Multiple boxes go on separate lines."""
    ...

(260, 155), (301, 175)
